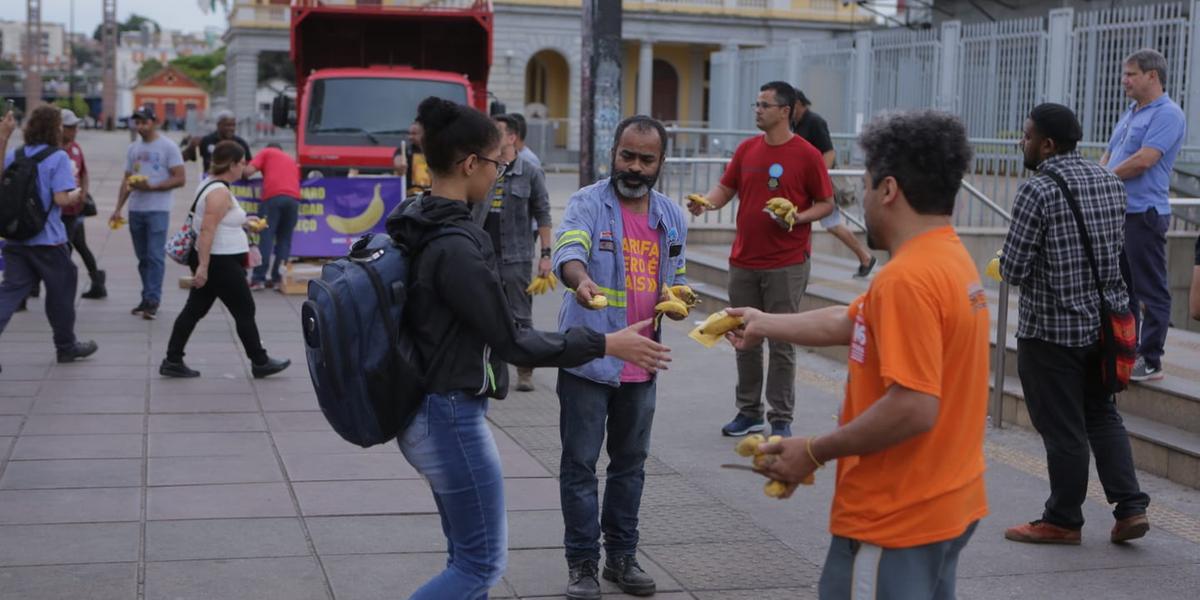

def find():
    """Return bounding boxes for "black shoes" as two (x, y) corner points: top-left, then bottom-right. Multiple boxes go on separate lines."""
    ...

(160, 359), (201, 378)
(81, 270), (107, 299)
(251, 357), (291, 379)
(57, 340), (99, 363)
(566, 560), (601, 600)
(603, 554), (656, 596)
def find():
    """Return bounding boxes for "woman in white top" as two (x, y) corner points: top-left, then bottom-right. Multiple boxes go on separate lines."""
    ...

(160, 140), (290, 379)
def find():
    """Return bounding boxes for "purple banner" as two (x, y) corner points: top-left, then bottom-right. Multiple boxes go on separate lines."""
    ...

(229, 177), (407, 258)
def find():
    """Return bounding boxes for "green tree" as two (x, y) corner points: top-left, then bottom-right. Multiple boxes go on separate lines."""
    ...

(53, 94), (90, 119)
(137, 58), (164, 83)
(70, 44), (98, 68)
(171, 47), (226, 92)
(258, 52), (295, 85)
(93, 13), (162, 42)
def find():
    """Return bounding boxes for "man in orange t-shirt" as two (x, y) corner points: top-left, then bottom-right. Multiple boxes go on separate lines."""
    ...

(726, 110), (989, 598)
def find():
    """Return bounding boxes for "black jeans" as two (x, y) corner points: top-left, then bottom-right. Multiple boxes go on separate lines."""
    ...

(1119, 208), (1172, 368)
(62, 215), (99, 278)
(1017, 338), (1150, 529)
(0, 244), (78, 351)
(167, 253), (268, 365)
(557, 370), (656, 564)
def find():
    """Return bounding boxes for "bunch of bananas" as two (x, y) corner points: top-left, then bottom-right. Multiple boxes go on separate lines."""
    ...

(763, 197), (798, 231)
(525, 273), (559, 295)
(735, 434), (813, 498)
(686, 193), (714, 209)
(654, 284), (700, 321)
(688, 310), (744, 348)
(248, 217), (269, 233)
(126, 174), (149, 186)
(985, 250), (1002, 282)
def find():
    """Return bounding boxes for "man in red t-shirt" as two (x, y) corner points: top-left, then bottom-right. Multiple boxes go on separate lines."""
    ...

(243, 143), (301, 290)
(690, 81), (833, 438)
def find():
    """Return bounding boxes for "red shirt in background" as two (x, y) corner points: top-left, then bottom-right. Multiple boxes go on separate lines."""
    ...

(60, 141), (87, 216)
(719, 134), (832, 270)
(250, 147), (301, 200)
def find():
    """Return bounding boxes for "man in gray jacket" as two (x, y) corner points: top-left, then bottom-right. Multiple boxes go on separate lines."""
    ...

(472, 113), (553, 391)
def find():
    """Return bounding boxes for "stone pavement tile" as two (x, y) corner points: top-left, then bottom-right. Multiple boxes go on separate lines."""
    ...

(0, 416), (22, 435)
(265, 411), (330, 432)
(45, 365), (150, 380)
(144, 557), (330, 600)
(498, 445), (555, 478)
(39, 379), (145, 397)
(305, 515), (447, 555)
(957, 564), (1200, 600)
(10, 433), (143, 460)
(488, 408), (562, 427)
(632, 474), (719, 508)
(504, 548), (683, 597)
(503, 426), (562, 451)
(504, 478), (562, 511)
(0, 351), (55, 366)
(150, 378), (257, 396)
(0, 562), (137, 600)
(148, 413), (267, 433)
(641, 541), (820, 591)
(260, 391), (320, 412)
(0, 458), (143, 489)
(272, 431), (395, 455)
(281, 452), (419, 481)
(32, 395), (145, 414)
(0, 397), (36, 415)
(145, 518), (310, 561)
(148, 431), (274, 457)
(0, 487), (141, 524)
(506, 509), (566, 549)
(0, 364), (48, 382)
(638, 503), (763, 546)
(147, 482), (298, 520)
(0, 382), (40, 397)
(322, 553), (513, 600)
(20, 414), (143, 435)
(149, 393), (259, 413)
(63, 351), (152, 366)
(0, 522), (140, 566)
(254, 378), (321, 395)
(148, 454), (285, 486)
(694, 589), (818, 600)
(293, 480), (437, 516)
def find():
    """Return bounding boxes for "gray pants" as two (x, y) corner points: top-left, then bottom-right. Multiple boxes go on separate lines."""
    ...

(500, 261), (533, 330)
(728, 262), (811, 424)
(818, 521), (978, 600)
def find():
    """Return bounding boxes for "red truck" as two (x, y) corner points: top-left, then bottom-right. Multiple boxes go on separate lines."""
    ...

(272, 0), (497, 177)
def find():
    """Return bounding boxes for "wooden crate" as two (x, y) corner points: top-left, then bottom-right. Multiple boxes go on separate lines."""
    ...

(281, 262), (326, 295)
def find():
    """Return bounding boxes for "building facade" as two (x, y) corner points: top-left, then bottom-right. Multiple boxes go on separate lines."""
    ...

(133, 65), (210, 130)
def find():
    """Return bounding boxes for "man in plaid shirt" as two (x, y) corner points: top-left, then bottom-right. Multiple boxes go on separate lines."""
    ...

(1000, 103), (1150, 546)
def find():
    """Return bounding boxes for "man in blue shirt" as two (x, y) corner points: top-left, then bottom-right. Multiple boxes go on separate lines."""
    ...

(1102, 48), (1186, 381)
(0, 106), (98, 371)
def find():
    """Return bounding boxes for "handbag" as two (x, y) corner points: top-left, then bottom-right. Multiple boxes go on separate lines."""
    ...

(1044, 170), (1137, 393)
(166, 180), (226, 266)
(82, 194), (98, 217)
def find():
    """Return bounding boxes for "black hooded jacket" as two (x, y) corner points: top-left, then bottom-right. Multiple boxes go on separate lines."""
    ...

(387, 194), (606, 399)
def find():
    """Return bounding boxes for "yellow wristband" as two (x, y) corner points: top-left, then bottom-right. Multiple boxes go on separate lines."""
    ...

(806, 437), (825, 469)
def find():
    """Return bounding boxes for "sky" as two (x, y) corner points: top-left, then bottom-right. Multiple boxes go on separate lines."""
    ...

(0, 0), (228, 37)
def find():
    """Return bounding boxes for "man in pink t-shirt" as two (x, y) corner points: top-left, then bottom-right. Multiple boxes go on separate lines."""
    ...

(243, 143), (301, 289)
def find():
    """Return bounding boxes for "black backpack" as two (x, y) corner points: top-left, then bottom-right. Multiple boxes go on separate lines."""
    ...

(0, 145), (58, 241)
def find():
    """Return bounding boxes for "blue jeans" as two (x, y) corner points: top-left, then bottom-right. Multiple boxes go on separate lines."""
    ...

(252, 195), (300, 284)
(1120, 208), (1172, 368)
(129, 211), (169, 304)
(0, 244), (78, 351)
(819, 521), (978, 600)
(399, 391), (506, 599)
(557, 370), (656, 564)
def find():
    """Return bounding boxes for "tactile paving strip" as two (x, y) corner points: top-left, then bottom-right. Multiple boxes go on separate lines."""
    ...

(641, 540), (821, 591)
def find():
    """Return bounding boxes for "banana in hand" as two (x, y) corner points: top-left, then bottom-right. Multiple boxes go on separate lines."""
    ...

(763, 197), (798, 232)
(732, 433), (810, 499)
(655, 285), (699, 321)
(688, 310), (745, 348)
(985, 251), (1003, 282)
(587, 295), (608, 310)
(687, 193), (714, 209)
(526, 273), (560, 295)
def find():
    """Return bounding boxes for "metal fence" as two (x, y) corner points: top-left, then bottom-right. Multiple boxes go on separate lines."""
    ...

(708, 1), (1200, 147)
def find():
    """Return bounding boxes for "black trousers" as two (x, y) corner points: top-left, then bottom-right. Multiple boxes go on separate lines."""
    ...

(62, 215), (99, 278)
(1017, 337), (1150, 529)
(166, 253), (267, 365)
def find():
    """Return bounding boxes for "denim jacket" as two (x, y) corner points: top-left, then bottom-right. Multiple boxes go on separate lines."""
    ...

(470, 154), (551, 265)
(552, 178), (689, 387)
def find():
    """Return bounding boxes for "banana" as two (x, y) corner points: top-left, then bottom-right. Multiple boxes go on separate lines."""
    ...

(985, 251), (1003, 282)
(668, 285), (698, 307)
(784, 209), (796, 231)
(126, 174), (149, 186)
(764, 480), (790, 498)
(686, 193), (713, 209)
(526, 278), (543, 295)
(587, 295), (608, 310)
(735, 434), (766, 457)
(548, 272), (559, 290)
(326, 183), (385, 235)
(698, 310), (744, 337)
(655, 299), (690, 321)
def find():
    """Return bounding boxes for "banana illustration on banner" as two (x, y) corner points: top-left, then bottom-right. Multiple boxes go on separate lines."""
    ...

(326, 183), (386, 235)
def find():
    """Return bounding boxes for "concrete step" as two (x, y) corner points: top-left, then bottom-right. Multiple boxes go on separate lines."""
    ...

(685, 243), (1200, 489)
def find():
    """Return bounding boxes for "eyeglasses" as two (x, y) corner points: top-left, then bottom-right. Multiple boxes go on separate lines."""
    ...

(752, 102), (787, 110)
(457, 154), (509, 175)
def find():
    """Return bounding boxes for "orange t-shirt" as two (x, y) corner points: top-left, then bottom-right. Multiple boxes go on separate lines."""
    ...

(832, 226), (990, 548)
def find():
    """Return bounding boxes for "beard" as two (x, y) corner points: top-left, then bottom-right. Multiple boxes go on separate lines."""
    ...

(1023, 155), (1042, 172)
(612, 167), (659, 199)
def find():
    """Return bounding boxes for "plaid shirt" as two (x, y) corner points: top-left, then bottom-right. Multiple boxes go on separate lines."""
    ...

(1001, 152), (1130, 347)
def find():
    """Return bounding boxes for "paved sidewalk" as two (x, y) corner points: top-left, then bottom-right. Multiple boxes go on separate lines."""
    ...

(0, 130), (1197, 599)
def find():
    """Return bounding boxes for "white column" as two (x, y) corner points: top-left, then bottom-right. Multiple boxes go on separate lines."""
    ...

(637, 39), (654, 116)
(1045, 8), (1074, 105)
(1187, 1), (1200, 144)
(937, 21), (961, 112)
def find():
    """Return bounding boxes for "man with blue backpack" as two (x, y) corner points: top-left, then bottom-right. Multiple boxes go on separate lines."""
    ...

(0, 106), (98, 372)
(553, 115), (690, 600)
